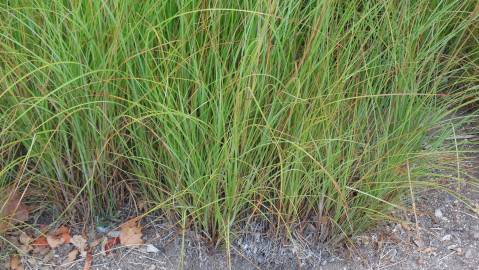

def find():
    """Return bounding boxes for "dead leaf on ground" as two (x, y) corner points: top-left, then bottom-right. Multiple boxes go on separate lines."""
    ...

(19, 232), (33, 245)
(46, 226), (71, 248)
(9, 255), (24, 270)
(18, 232), (33, 253)
(32, 235), (49, 247)
(46, 234), (64, 249)
(119, 218), (144, 247)
(71, 235), (88, 257)
(102, 236), (120, 254)
(64, 248), (79, 264)
(32, 236), (50, 255)
(56, 226), (71, 243)
(82, 250), (93, 270)
(0, 187), (29, 233)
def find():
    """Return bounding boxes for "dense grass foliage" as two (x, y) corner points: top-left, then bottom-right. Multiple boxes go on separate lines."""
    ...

(1, 1), (477, 245)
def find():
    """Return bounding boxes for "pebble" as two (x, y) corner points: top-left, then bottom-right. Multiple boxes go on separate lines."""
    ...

(435, 209), (443, 219)
(96, 226), (109, 233)
(441, 234), (452, 241)
(148, 265), (156, 270)
(144, 244), (160, 253)
(447, 244), (457, 250)
(473, 232), (479, 239)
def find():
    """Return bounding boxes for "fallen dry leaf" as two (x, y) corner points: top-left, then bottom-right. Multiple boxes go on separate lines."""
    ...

(32, 236), (50, 255)
(82, 250), (93, 270)
(19, 232), (33, 245)
(102, 237), (120, 254)
(46, 226), (71, 248)
(0, 187), (29, 233)
(32, 236), (49, 247)
(9, 255), (24, 270)
(46, 234), (64, 248)
(56, 226), (71, 243)
(18, 232), (33, 253)
(64, 248), (79, 264)
(119, 218), (144, 247)
(71, 235), (88, 257)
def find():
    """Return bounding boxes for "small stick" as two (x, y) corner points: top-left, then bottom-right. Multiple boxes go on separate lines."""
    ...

(407, 160), (420, 235)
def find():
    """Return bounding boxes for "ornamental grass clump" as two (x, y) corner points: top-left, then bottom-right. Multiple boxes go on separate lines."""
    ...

(0, 0), (478, 246)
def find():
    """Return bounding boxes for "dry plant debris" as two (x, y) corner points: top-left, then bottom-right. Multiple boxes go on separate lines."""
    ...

(120, 218), (144, 246)
(64, 248), (80, 264)
(46, 225), (71, 248)
(0, 187), (29, 233)
(3, 216), (147, 269)
(9, 255), (23, 270)
(71, 234), (88, 257)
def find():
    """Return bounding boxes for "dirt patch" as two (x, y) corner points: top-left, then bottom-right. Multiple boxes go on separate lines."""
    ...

(7, 187), (478, 270)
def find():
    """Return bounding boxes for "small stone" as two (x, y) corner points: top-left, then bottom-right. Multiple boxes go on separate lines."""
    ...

(441, 234), (452, 241)
(447, 244), (457, 250)
(473, 232), (479, 239)
(144, 244), (160, 253)
(447, 244), (464, 255)
(434, 209), (443, 219)
(148, 265), (156, 270)
(96, 226), (108, 233)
